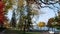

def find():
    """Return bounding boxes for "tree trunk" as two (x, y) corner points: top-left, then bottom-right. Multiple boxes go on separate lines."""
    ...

(10, 9), (16, 27)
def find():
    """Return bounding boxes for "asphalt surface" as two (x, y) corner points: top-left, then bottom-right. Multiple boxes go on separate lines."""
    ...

(0, 32), (4, 34)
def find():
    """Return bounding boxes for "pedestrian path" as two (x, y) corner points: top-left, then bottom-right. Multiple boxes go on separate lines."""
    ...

(40, 31), (59, 34)
(40, 31), (49, 34)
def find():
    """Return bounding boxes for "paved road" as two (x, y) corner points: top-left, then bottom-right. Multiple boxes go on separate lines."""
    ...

(0, 30), (6, 34)
(40, 31), (59, 34)
(0, 32), (4, 34)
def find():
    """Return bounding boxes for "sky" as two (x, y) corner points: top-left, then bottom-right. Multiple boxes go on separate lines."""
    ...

(38, 7), (55, 24)
(7, 9), (13, 20)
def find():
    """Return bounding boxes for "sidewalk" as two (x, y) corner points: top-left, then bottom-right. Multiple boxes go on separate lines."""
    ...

(39, 31), (50, 34)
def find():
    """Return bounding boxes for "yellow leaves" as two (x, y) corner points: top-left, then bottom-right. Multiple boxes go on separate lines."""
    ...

(3, 0), (13, 10)
(2, 0), (6, 4)
(5, 4), (12, 9)
(37, 22), (45, 27)
(18, 0), (23, 7)
(9, 0), (12, 3)
(5, 1), (12, 9)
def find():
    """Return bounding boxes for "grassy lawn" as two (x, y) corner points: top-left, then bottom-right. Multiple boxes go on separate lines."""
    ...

(26, 32), (40, 34)
(4, 29), (40, 34)
(4, 30), (21, 34)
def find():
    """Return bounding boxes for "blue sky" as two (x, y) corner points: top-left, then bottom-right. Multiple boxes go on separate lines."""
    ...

(7, 9), (13, 20)
(38, 7), (55, 24)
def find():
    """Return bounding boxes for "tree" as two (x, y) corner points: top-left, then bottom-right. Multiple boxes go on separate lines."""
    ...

(37, 21), (45, 30)
(18, 0), (23, 7)
(54, 11), (60, 30)
(3, 0), (12, 14)
(31, 9), (39, 15)
(0, 0), (8, 31)
(2, 0), (60, 31)
(56, 11), (60, 25)
(0, 0), (5, 22)
(17, 0), (24, 31)
(10, 9), (16, 27)
(37, 22), (45, 27)
(3, 17), (9, 28)
(26, 0), (35, 31)
(47, 18), (55, 31)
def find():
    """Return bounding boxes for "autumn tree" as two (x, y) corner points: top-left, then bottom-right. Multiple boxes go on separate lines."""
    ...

(1, 0), (60, 31)
(47, 18), (55, 31)
(26, 0), (37, 31)
(37, 21), (45, 30)
(37, 22), (45, 27)
(3, 16), (9, 28)
(47, 10), (60, 30)
(17, 0), (25, 31)
(0, 0), (9, 31)
(2, 0), (12, 14)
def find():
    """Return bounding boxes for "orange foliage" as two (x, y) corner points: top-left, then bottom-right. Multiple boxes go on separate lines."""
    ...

(3, 20), (9, 28)
(37, 22), (45, 27)
(47, 18), (54, 26)
(18, 0), (23, 7)
(26, 0), (35, 4)
(48, 18), (54, 23)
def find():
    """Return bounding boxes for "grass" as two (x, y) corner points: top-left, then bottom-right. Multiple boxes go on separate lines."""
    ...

(4, 29), (40, 34)
(4, 30), (21, 34)
(26, 32), (40, 34)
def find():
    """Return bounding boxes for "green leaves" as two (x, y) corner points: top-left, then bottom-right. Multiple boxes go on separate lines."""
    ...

(20, 7), (24, 12)
(6, 4), (12, 9)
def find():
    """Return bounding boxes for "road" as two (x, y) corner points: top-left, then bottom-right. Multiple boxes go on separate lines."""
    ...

(0, 32), (4, 34)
